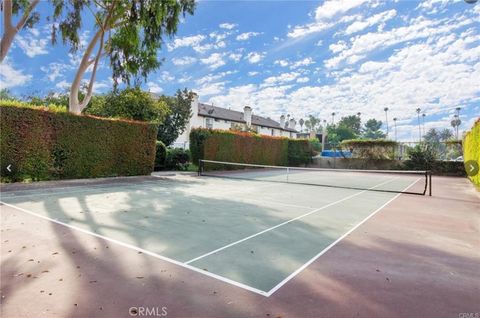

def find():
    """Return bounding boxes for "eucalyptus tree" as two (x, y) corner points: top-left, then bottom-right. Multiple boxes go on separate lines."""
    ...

(51, 0), (195, 113)
(1, 0), (41, 62)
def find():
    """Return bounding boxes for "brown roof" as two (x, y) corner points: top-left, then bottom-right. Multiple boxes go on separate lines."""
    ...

(198, 103), (297, 132)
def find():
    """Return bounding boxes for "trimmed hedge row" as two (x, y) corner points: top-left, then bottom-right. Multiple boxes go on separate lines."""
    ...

(189, 128), (312, 166)
(463, 118), (480, 187)
(341, 139), (398, 159)
(0, 104), (158, 182)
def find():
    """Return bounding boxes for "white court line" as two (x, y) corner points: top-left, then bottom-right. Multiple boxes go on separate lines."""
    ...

(184, 177), (403, 265)
(265, 177), (421, 296)
(0, 201), (269, 297)
(0, 176), (421, 298)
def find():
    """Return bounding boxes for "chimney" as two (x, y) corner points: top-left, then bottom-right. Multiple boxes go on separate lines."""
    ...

(280, 115), (285, 128)
(191, 92), (199, 116)
(289, 118), (296, 130)
(243, 106), (252, 127)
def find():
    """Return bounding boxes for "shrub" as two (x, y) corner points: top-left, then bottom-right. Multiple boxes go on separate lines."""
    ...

(165, 148), (190, 170)
(189, 128), (311, 167)
(84, 87), (169, 123)
(154, 141), (167, 171)
(463, 118), (480, 187)
(341, 139), (397, 159)
(0, 104), (158, 182)
(309, 138), (322, 152)
(403, 143), (436, 170)
(288, 139), (313, 166)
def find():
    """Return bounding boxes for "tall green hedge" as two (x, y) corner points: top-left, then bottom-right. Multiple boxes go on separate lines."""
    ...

(463, 118), (480, 187)
(189, 128), (311, 166)
(0, 103), (158, 182)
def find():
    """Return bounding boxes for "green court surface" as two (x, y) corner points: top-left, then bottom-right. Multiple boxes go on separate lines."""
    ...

(0, 174), (421, 296)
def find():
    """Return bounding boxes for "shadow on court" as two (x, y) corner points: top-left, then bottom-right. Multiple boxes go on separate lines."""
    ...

(1, 175), (479, 317)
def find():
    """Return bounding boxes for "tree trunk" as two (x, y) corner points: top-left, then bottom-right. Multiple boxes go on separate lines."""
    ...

(0, 0), (40, 63)
(68, 29), (104, 114)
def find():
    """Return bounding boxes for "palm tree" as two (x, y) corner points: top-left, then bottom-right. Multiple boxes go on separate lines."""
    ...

(384, 107), (389, 138)
(416, 108), (421, 141)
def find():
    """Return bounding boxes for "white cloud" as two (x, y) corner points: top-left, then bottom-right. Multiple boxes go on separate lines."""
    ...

(55, 80), (70, 91)
(288, 0), (369, 38)
(263, 72), (300, 86)
(229, 53), (242, 62)
(219, 23), (237, 30)
(236, 32), (261, 41)
(248, 71), (260, 76)
(297, 77), (310, 83)
(160, 71), (175, 82)
(344, 9), (397, 35)
(246, 52), (265, 64)
(15, 28), (49, 58)
(200, 53), (226, 70)
(274, 60), (289, 67)
(290, 57), (315, 69)
(168, 35), (205, 51)
(40, 62), (71, 82)
(0, 60), (32, 88)
(147, 82), (163, 94)
(196, 82), (225, 96)
(172, 56), (197, 66)
(329, 40), (348, 53)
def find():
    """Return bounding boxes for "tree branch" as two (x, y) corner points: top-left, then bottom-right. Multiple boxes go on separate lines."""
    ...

(14, 0), (40, 32)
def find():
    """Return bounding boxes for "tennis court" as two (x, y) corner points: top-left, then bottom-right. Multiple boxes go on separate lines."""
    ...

(0, 162), (431, 296)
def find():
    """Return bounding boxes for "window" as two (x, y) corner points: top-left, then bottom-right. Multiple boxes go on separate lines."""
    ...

(206, 118), (213, 129)
(215, 118), (220, 122)
(271, 129), (274, 136)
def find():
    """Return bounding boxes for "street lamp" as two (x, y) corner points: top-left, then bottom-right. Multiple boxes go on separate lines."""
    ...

(384, 107), (389, 138)
(331, 112), (336, 125)
(416, 108), (422, 142)
(422, 113), (426, 137)
(393, 117), (398, 141)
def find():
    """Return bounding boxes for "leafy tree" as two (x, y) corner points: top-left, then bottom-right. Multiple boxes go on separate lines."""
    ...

(1, 0), (40, 62)
(439, 128), (453, 141)
(0, 88), (17, 100)
(84, 87), (169, 122)
(49, 0), (195, 113)
(327, 125), (356, 142)
(338, 115), (361, 135)
(304, 115), (322, 132)
(362, 119), (386, 139)
(156, 89), (194, 146)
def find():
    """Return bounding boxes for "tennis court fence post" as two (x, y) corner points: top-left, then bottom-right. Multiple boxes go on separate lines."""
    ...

(198, 160), (203, 176)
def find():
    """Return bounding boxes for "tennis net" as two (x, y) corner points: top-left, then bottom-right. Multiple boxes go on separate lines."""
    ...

(198, 160), (432, 196)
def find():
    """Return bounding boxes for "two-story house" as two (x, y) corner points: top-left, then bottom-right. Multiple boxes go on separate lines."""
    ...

(173, 93), (298, 148)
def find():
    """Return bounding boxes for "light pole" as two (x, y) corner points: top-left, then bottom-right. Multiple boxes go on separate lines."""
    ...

(422, 113), (426, 137)
(416, 108), (421, 142)
(384, 107), (389, 138)
(331, 112), (336, 125)
(393, 117), (398, 141)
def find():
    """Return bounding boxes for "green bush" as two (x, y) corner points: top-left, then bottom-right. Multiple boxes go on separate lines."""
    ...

(0, 104), (158, 182)
(165, 148), (190, 170)
(403, 143), (436, 170)
(84, 87), (169, 123)
(154, 141), (167, 171)
(341, 139), (397, 159)
(189, 128), (312, 167)
(309, 138), (322, 153)
(288, 139), (313, 166)
(463, 118), (480, 187)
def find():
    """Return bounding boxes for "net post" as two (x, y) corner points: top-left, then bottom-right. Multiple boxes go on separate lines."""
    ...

(198, 159), (203, 176)
(286, 167), (289, 183)
(428, 171), (432, 196)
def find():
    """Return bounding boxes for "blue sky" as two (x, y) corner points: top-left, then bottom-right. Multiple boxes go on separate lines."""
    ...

(1, 0), (479, 141)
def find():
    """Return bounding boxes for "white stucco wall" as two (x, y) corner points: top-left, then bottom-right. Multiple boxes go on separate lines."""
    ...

(172, 96), (298, 148)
